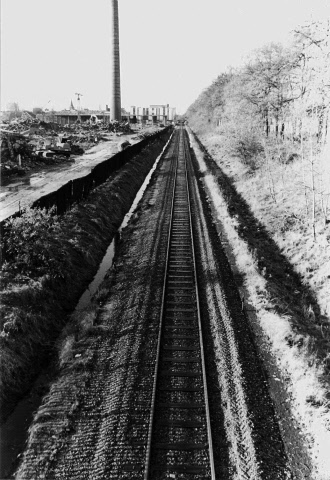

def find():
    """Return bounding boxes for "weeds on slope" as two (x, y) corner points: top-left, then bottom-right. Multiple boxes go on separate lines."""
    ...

(198, 132), (330, 382)
(0, 203), (110, 419)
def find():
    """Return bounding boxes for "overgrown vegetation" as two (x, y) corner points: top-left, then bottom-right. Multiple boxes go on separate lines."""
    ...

(186, 18), (330, 310)
(0, 201), (111, 421)
(187, 19), (330, 237)
(187, 21), (330, 355)
(2, 207), (69, 279)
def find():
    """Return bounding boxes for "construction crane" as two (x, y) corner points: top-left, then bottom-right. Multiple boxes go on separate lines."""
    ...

(75, 93), (83, 122)
(43, 100), (51, 111)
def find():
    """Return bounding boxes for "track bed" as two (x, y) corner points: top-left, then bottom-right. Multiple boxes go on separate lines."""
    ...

(16, 128), (290, 480)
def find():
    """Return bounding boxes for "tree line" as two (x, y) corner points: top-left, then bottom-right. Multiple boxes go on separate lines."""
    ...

(186, 19), (330, 237)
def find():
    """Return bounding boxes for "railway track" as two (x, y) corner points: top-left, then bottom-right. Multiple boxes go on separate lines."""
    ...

(141, 128), (215, 478)
(15, 127), (290, 479)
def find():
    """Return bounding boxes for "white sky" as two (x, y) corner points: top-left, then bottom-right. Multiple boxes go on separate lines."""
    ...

(1, 0), (329, 114)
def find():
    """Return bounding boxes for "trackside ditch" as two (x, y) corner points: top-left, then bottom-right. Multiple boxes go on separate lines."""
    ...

(0, 127), (172, 425)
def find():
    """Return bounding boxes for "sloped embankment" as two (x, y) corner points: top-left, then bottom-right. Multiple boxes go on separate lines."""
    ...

(187, 127), (330, 479)
(0, 128), (172, 423)
(14, 127), (177, 480)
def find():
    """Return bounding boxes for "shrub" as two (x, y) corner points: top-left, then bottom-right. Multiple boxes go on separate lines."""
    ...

(234, 134), (264, 164)
(2, 207), (68, 279)
(219, 122), (264, 169)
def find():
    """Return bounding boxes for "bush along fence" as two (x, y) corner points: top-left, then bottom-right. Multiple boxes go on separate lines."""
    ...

(0, 127), (172, 261)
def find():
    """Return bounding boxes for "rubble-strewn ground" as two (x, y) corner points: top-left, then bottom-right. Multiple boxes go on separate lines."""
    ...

(0, 112), (157, 183)
(0, 124), (164, 223)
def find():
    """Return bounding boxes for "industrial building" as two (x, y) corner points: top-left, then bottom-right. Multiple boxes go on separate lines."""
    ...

(36, 110), (113, 126)
(130, 104), (176, 125)
(32, 103), (176, 126)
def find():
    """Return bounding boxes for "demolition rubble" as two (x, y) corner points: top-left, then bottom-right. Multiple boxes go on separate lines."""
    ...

(0, 111), (132, 179)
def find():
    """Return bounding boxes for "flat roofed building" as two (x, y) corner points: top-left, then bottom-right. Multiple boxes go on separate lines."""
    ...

(130, 104), (176, 125)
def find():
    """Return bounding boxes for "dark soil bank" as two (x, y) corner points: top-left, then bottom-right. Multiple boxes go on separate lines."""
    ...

(0, 127), (172, 424)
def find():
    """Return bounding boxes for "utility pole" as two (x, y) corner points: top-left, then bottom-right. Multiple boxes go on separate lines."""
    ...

(110, 0), (121, 121)
(75, 93), (83, 122)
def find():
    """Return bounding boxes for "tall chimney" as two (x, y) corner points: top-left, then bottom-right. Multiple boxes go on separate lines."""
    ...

(110, 0), (121, 121)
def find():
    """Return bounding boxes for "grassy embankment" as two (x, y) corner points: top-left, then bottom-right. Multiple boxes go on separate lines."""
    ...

(188, 125), (330, 478)
(201, 131), (329, 349)
(0, 130), (172, 423)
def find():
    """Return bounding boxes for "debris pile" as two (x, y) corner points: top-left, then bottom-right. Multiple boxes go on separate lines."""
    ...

(0, 129), (73, 178)
(0, 114), (132, 179)
(107, 120), (131, 134)
(0, 132), (33, 176)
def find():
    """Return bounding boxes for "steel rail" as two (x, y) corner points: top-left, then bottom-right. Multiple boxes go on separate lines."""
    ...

(183, 130), (216, 479)
(143, 127), (216, 479)
(143, 129), (181, 480)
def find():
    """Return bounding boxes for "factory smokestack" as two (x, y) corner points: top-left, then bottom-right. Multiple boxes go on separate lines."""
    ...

(110, 0), (121, 121)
